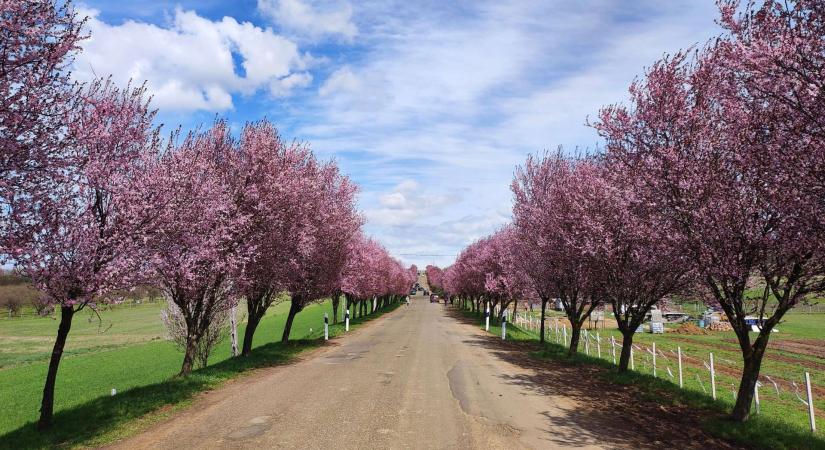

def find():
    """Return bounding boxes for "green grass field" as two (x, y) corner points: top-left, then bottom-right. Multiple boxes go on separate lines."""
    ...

(477, 308), (825, 450)
(0, 298), (384, 449)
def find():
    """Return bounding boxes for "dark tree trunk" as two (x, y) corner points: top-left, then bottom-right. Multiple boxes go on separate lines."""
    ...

(282, 298), (303, 343)
(618, 329), (634, 372)
(179, 330), (199, 376)
(332, 294), (340, 324)
(38, 305), (75, 430)
(731, 333), (769, 422)
(568, 322), (582, 356)
(241, 312), (262, 356)
(539, 298), (548, 343)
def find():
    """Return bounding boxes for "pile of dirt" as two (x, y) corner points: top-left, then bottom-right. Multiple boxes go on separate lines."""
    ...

(708, 321), (733, 332)
(671, 322), (709, 335)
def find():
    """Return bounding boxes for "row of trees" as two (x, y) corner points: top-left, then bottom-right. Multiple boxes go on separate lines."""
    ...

(440, 0), (825, 424)
(0, 0), (414, 430)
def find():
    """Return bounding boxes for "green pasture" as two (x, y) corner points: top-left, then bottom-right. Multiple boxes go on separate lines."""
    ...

(0, 297), (384, 449)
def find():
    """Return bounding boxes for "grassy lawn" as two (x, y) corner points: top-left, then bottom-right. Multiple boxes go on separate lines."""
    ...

(0, 298), (386, 449)
(471, 308), (825, 450)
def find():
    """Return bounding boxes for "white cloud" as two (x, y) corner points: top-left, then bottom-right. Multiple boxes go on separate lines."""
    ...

(318, 66), (360, 96)
(73, 7), (309, 111)
(285, 0), (722, 268)
(257, 0), (357, 41)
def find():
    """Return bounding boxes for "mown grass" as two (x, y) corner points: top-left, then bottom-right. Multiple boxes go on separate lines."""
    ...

(463, 308), (825, 450)
(0, 299), (397, 449)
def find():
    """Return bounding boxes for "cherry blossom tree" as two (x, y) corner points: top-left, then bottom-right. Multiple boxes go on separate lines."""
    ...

(1, 0), (86, 256)
(581, 157), (692, 371)
(8, 79), (156, 429)
(595, 0), (825, 420)
(279, 160), (361, 342)
(512, 150), (602, 355)
(138, 122), (244, 376)
(340, 234), (411, 318)
(425, 265), (444, 294)
(226, 121), (318, 355)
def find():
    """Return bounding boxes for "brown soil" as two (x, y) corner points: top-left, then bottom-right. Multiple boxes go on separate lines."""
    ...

(768, 339), (825, 360)
(671, 323), (709, 335)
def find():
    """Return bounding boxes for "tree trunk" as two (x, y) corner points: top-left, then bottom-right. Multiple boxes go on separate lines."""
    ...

(618, 330), (634, 372)
(281, 298), (302, 343)
(179, 331), (199, 376)
(568, 322), (582, 356)
(731, 337), (769, 422)
(241, 312), (262, 356)
(539, 298), (548, 343)
(38, 305), (75, 430)
(332, 294), (340, 324)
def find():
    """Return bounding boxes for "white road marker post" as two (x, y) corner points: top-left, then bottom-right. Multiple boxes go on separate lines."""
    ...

(652, 342), (657, 377)
(345, 308), (350, 332)
(754, 381), (761, 415)
(230, 304), (238, 357)
(501, 311), (507, 340)
(806, 372), (816, 432)
(485, 305), (490, 332)
(611, 336), (617, 365)
(324, 313), (329, 341)
(710, 353), (717, 400)
(677, 346), (683, 388)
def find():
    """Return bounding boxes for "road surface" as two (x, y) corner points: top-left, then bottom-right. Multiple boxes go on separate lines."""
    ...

(108, 277), (732, 449)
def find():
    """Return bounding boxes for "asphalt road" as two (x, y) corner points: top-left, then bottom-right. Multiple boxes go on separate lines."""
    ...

(105, 285), (626, 449)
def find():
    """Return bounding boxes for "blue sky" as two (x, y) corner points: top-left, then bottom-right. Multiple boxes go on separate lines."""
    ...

(73, 0), (722, 268)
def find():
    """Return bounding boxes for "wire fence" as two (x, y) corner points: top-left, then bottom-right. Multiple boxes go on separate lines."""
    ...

(511, 312), (820, 434)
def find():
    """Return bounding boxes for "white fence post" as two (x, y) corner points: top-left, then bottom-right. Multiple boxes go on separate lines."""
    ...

(630, 347), (635, 371)
(596, 333), (601, 359)
(652, 342), (657, 377)
(611, 336), (617, 365)
(710, 353), (717, 400)
(584, 329), (590, 356)
(806, 372), (816, 432)
(677, 346), (683, 388)
(563, 326), (568, 347)
(324, 313), (329, 340)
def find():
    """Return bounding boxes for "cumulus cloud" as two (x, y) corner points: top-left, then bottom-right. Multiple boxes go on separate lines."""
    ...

(257, 0), (357, 41)
(73, 7), (310, 111)
(364, 180), (459, 228)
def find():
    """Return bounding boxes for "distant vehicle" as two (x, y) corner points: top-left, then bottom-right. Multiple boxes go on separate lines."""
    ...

(430, 294), (437, 303)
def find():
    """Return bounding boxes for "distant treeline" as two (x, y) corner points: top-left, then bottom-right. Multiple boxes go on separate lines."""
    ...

(0, 270), (164, 318)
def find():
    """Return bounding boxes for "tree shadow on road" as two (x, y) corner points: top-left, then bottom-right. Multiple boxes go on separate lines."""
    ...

(447, 309), (744, 450)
